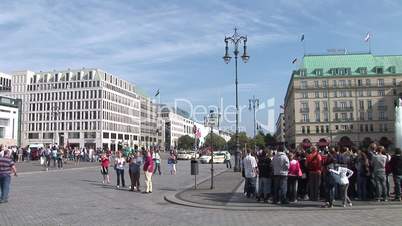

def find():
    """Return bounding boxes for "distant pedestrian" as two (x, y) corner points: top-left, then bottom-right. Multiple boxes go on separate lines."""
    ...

(257, 150), (272, 202)
(114, 151), (126, 189)
(168, 151), (177, 175)
(306, 146), (322, 201)
(371, 146), (388, 201)
(129, 152), (142, 192)
(272, 147), (290, 204)
(243, 149), (258, 198)
(100, 153), (110, 184)
(330, 166), (353, 207)
(288, 152), (302, 202)
(143, 150), (154, 193)
(57, 148), (64, 169)
(0, 150), (17, 203)
(152, 150), (162, 175)
(224, 151), (232, 169)
(74, 148), (81, 166)
(389, 148), (402, 201)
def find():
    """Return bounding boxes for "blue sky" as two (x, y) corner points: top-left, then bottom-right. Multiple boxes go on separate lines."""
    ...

(1, 0), (402, 135)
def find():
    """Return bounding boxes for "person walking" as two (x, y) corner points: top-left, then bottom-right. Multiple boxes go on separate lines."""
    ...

(100, 153), (110, 184)
(0, 150), (17, 203)
(306, 146), (322, 201)
(288, 152), (302, 202)
(114, 151), (126, 189)
(257, 150), (272, 202)
(129, 151), (142, 192)
(242, 149), (258, 198)
(152, 150), (162, 175)
(371, 146), (388, 202)
(224, 151), (232, 169)
(143, 150), (154, 193)
(167, 151), (177, 175)
(272, 147), (290, 204)
(389, 148), (402, 201)
(329, 165), (354, 207)
(74, 148), (81, 166)
(57, 148), (64, 169)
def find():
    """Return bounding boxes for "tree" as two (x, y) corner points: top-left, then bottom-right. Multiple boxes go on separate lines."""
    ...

(204, 133), (227, 151)
(227, 132), (250, 151)
(264, 133), (277, 148)
(177, 135), (195, 150)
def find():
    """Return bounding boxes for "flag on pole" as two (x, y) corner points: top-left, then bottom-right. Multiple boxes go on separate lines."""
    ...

(300, 34), (305, 42)
(155, 89), (160, 97)
(364, 32), (371, 42)
(292, 58), (298, 64)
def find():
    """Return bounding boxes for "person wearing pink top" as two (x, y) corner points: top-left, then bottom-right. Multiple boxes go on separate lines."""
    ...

(288, 152), (302, 202)
(143, 150), (154, 193)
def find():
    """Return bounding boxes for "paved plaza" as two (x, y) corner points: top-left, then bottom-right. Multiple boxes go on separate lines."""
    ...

(0, 160), (401, 226)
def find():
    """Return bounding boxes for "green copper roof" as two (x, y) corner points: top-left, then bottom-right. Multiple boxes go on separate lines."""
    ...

(295, 53), (402, 77)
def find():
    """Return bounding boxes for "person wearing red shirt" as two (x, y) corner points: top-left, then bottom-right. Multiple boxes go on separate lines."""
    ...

(143, 150), (154, 193)
(100, 153), (110, 184)
(306, 146), (322, 201)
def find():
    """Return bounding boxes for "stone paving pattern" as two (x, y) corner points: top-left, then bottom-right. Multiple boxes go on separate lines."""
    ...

(1, 159), (402, 226)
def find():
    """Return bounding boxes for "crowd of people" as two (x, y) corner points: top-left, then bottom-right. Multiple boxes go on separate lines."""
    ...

(99, 148), (178, 194)
(242, 142), (402, 207)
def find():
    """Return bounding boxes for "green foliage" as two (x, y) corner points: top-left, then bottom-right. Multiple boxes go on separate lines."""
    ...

(178, 135), (195, 150)
(204, 133), (227, 150)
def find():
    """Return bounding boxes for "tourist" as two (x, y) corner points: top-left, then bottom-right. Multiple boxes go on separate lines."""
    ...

(322, 148), (338, 208)
(74, 148), (81, 166)
(389, 148), (402, 201)
(152, 150), (162, 175)
(257, 150), (272, 202)
(329, 165), (353, 207)
(243, 149), (258, 198)
(224, 151), (232, 169)
(57, 148), (63, 169)
(288, 152), (302, 202)
(0, 150), (17, 203)
(306, 146), (322, 201)
(167, 151), (177, 175)
(143, 150), (154, 193)
(272, 146), (290, 204)
(114, 151), (126, 189)
(371, 146), (388, 201)
(100, 153), (110, 184)
(129, 151), (142, 192)
(356, 150), (370, 201)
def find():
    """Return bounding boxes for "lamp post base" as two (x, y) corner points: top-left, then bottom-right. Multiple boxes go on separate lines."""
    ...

(233, 151), (241, 172)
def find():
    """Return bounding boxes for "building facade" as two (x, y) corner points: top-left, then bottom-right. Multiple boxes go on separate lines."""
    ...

(137, 91), (162, 149)
(0, 72), (12, 92)
(9, 68), (141, 150)
(274, 112), (285, 142)
(159, 106), (195, 150)
(0, 96), (21, 146)
(284, 53), (402, 148)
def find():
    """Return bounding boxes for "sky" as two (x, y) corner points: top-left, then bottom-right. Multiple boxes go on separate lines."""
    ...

(1, 0), (402, 136)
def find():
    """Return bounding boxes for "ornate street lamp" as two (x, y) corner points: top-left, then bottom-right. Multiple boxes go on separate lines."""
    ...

(249, 96), (259, 151)
(223, 28), (249, 172)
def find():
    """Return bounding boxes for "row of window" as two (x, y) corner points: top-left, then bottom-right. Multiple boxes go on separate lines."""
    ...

(299, 66), (396, 77)
(31, 71), (96, 83)
(301, 111), (389, 122)
(28, 80), (100, 91)
(300, 123), (389, 134)
(301, 99), (386, 112)
(29, 89), (101, 102)
(28, 111), (99, 121)
(300, 78), (395, 89)
(299, 89), (390, 99)
(27, 121), (100, 132)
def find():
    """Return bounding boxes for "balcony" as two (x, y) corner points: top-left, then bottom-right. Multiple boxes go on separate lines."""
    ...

(299, 108), (310, 113)
(333, 107), (353, 112)
(377, 105), (388, 110)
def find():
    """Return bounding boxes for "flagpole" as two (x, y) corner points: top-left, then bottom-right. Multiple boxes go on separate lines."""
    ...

(369, 38), (371, 53)
(303, 40), (306, 56)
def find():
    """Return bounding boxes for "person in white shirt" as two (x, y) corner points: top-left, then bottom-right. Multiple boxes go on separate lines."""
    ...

(114, 151), (126, 189)
(330, 166), (353, 207)
(242, 149), (258, 198)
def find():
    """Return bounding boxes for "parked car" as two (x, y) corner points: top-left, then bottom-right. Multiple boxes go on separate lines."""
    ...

(199, 152), (225, 164)
(177, 150), (192, 160)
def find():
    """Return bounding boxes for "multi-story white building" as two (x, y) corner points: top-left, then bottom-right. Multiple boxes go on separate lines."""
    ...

(0, 96), (21, 146)
(159, 105), (195, 150)
(9, 68), (141, 150)
(0, 72), (12, 92)
(274, 112), (285, 142)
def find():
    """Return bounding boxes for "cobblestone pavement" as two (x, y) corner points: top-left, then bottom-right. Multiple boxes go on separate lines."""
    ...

(1, 160), (402, 226)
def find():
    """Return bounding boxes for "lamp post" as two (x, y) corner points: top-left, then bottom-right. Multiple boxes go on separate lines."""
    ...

(52, 104), (59, 146)
(223, 28), (249, 172)
(249, 96), (259, 151)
